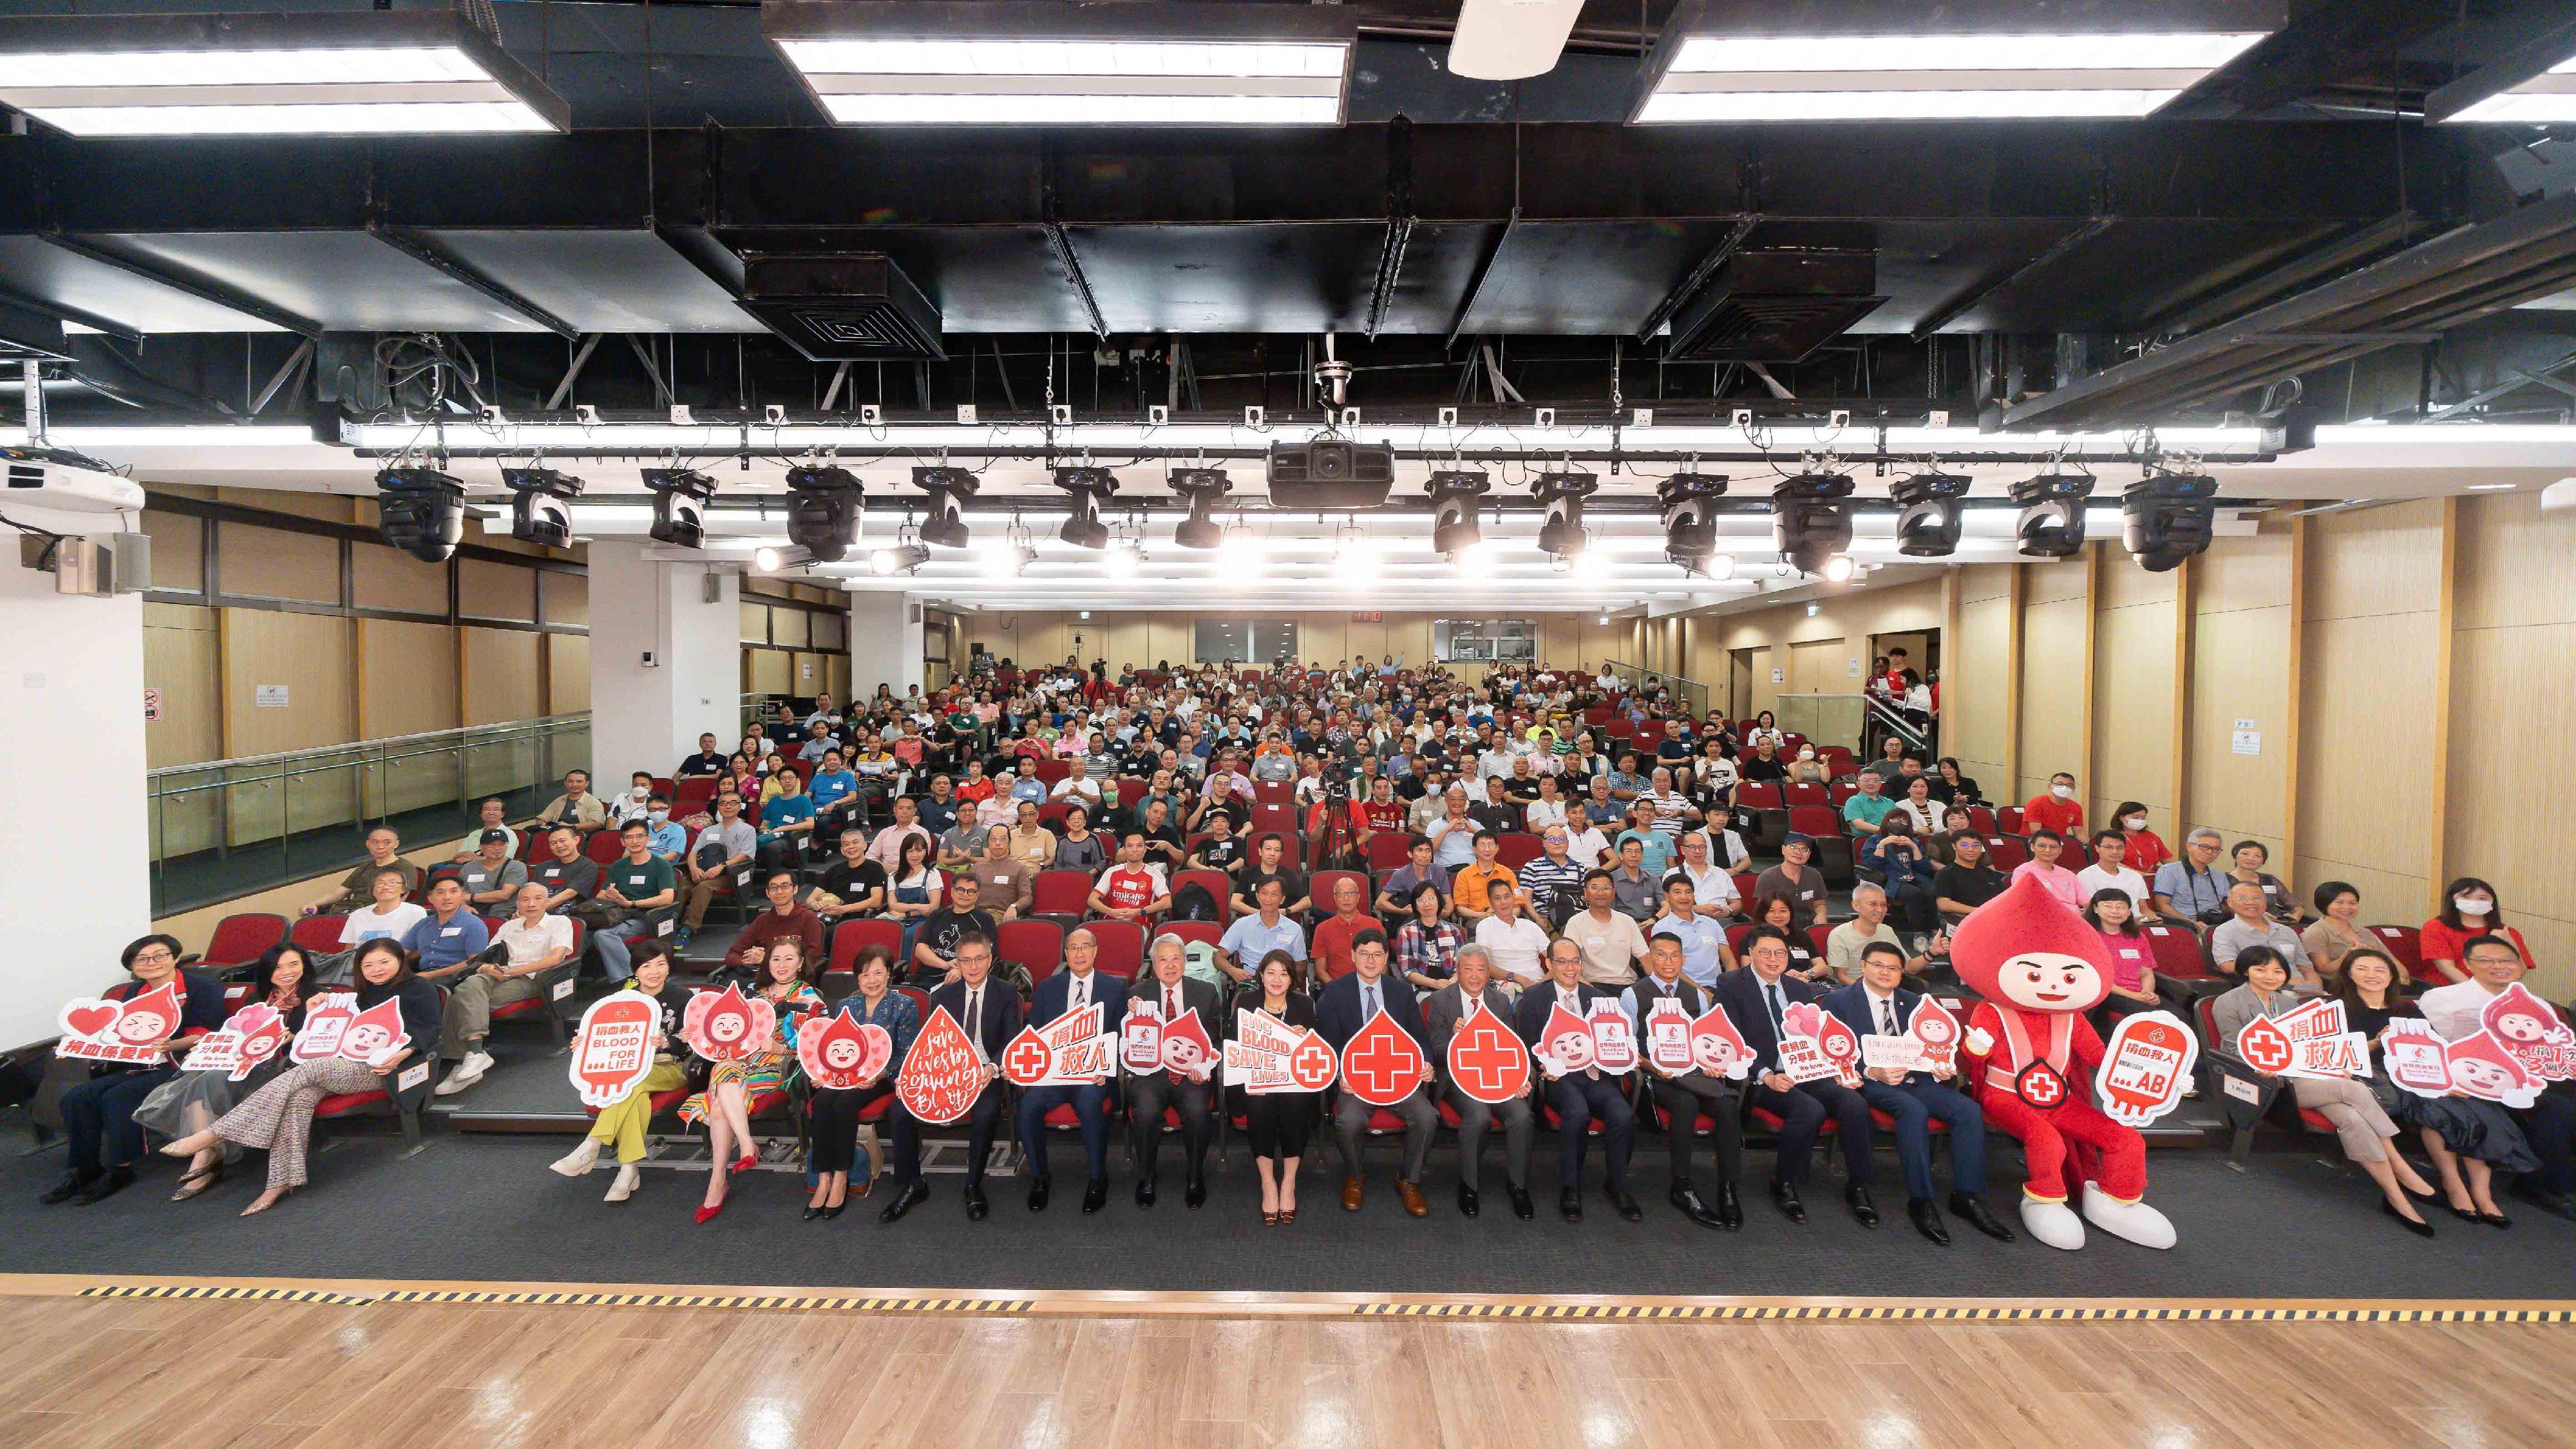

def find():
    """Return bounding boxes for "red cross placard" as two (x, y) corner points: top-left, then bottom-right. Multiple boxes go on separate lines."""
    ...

(1339, 1007), (1428, 1106)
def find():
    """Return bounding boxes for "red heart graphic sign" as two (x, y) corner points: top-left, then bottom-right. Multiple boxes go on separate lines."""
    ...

(897, 1006), (987, 1125)
(61, 1003), (120, 1039)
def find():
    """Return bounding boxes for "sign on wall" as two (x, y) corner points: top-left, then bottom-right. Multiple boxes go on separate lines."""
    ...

(254, 684), (290, 708)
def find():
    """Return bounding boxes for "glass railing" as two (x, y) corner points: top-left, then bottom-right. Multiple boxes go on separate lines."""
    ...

(1598, 659), (1712, 720)
(147, 714), (591, 916)
(1766, 694), (1929, 757)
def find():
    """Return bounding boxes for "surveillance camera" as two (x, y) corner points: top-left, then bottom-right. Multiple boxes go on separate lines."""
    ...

(1829, 410), (1852, 430)
(1148, 404), (1169, 426)
(762, 404), (786, 426)
(1533, 408), (1556, 428)
(956, 404), (978, 424)
(1437, 406), (1459, 428)
(1732, 408), (1755, 430)
(573, 404), (601, 426)
(1243, 406), (1265, 428)
(1050, 404), (1074, 426)
(860, 404), (883, 426)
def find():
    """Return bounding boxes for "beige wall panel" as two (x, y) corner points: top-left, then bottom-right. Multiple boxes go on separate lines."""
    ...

(2014, 596), (2086, 802)
(1744, 647), (1777, 721)
(1946, 592), (2010, 789)
(2304, 500), (2443, 621)
(461, 627), (542, 726)
(142, 602), (222, 770)
(1785, 637), (1845, 698)
(2447, 617), (2573, 996)
(216, 523), (337, 604)
(220, 489), (353, 524)
(811, 607), (846, 650)
(141, 509), (204, 594)
(457, 558), (536, 623)
(770, 605), (811, 648)
(2284, 612), (2430, 895)
(356, 618), (459, 740)
(740, 601), (770, 645)
(790, 650), (826, 692)
(2095, 554), (2179, 611)
(746, 647), (791, 695)
(2454, 489), (2576, 633)
(2088, 601), (2177, 838)
(2022, 556), (2089, 607)
(826, 654), (849, 704)
(548, 632), (591, 714)
(220, 609), (356, 844)
(542, 571), (589, 628)
(351, 542), (448, 616)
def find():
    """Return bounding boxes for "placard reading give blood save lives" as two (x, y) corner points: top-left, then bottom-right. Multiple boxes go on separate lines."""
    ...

(568, 991), (660, 1108)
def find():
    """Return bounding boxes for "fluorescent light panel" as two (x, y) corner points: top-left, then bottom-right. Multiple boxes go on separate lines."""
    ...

(1638, 27), (2269, 122)
(2442, 54), (2576, 124)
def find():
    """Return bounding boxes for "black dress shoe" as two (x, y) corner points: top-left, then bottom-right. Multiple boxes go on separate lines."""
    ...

(72, 1168), (133, 1206)
(1907, 1197), (1951, 1245)
(1027, 1177), (1051, 1213)
(1559, 1188), (1583, 1222)
(823, 1203), (846, 1220)
(1844, 1183), (1879, 1229)
(1457, 1182), (1481, 1218)
(963, 1180), (989, 1220)
(1135, 1176), (1157, 1208)
(2382, 1198), (2436, 1238)
(1771, 1179), (1806, 1224)
(878, 1179), (929, 1223)
(1949, 1191), (2016, 1242)
(40, 1171), (96, 1206)
(1670, 1184), (1725, 1230)
(1184, 1175), (1206, 1210)
(802, 1203), (826, 1221)
(1605, 1185), (1643, 1222)
(1507, 1182), (1535, 1220)
(1715, 1180), (1743, 1231)
(1081, 1179), (1108, 1213)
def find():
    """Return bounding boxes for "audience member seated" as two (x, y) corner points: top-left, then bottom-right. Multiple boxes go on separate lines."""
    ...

(1714, 924), (1869, 1227)
(813, 828), (889, 922)
(142, 942), (316, 1202)
(549, 940), (694, 1202)
(1560, 870), (1650, 988)
(1606, 837), (1661, 922)
(334, 865), (428, 977)
(1861, 813), (1941, 935)
(2009, 829), (2083, 911)
(2210, 883), (2319, 991)
(2211, 945), (2436, 1235)
(1126, 938), (1222, 1209)
(529, 824), (601, 916)
(1017, 929), (1129, 1215)
(1316, 930), (1436, 1218)
(2085, 891), (2172, 1023)
(684, 938), (824, 1224)
(756, 770), (817, 868)
(39, 934), (225, 1206)
(434, 882), (573, 1097)
(2224, 840), (2305, 926)
(2416, 936), (2573, 1222)
(964, 824), (1031, 922)
(866, 796), (934, 876)
(2418, 878), (2530, 987)
(1823, 941), (2014, 1245)
(1231, 833), (1309, 920)
(448, 799), (519, 864)
(1748, 893), (1829, 982)
(159, 938), (439, 1217)
(1391, 882), (1465, 993)
(1516, 937), (1641, 1224)
(726, 870), (826, 980)
(1754, 835), (1830, 927)
(1090, 833), (1173, 925)
(677, 732), (727, 778)
(1841, 772), (1895, 838)
(910, 870), (1001, 991)
(607, 770), (658, 829)
(2300, 881), (2368, 984)
(1218, 876), (1307, 989)
(1229, 950), (1320, 1225)
(402, 875), (491, 981)
(300, 826), (423, 918)
(2152, 828), (2232, 933)
(2076, 829), (2154, 912)
(585, 822), (674, 983)
(878, 933), (1019, 1224)
(535, 769), (609, 833)
(1647, 875), (1733, 990)
(1824, 884), (1935, 986)
(1052, 803), (1110, 874)
(2022, 771), (2085, 838)
(1927, 757), (1982, 806)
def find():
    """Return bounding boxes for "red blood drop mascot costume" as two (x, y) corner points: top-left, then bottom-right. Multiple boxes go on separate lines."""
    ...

(1952, 873), (2175, 1251)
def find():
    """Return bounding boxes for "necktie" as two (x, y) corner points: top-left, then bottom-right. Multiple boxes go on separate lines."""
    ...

(967, 989), (981, 1041)
(1071, 977), (1084, 1012)
(1165, 985), (1178, 1021)
(1765, 981), (1785, 1034)
(1879, 997), (1898, 1036)
(1365, 983), (1381, 1019)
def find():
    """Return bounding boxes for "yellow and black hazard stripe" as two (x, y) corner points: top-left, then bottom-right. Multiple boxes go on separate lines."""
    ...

(79, 1283), (376, 1307)
(1350, 1302), (2576, 1323)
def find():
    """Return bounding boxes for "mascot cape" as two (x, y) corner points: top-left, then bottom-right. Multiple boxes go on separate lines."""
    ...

(1951, 872), (2175, 1251)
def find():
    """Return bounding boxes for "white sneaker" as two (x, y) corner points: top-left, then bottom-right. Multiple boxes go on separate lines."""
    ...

(603, 1164), (641, 1202)
(2020, 1197), (2087, 1251)
(433, 1052), (489, 1096)
(550, 1139), (602, 1177)
(2082, 1193), (2177, 1249)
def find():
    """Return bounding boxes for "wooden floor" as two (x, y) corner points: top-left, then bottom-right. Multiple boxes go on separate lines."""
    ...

(2, 1281), (2570, 1448)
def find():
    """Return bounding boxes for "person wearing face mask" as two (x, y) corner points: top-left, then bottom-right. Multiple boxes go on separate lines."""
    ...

(2109, 802), (2171, 875)
(2417, 878), (2532, 987)
(1785, 744), (1831, 787)
(2022, 772), (2084, 840)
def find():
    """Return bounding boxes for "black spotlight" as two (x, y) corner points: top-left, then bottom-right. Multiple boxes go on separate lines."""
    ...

(911, 466), (976, 549)
(1771, 472), (1855, 575)
(1658, 471), (1728, 569)
(375, 466), (465, 564)
(2122, 473), (2218, 572)
(784, 464), (864, 563)
(1170, 467), (1232, 549)
(1534, 469), (1596, 558)
(2010, 473), (2094, 558)
(499, 466), (583, 551)
(1427, 469), (1490, 558)
(641, 468), (715, 549)
(1889, 471), (1970, 558)
(1054, 466), (1117, 549)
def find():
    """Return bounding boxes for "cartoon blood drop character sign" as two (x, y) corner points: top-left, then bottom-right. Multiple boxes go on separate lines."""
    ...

(1539, 1001), (1595, 1075)
(1689, 1001), (1752, 1079)
(799, 1009), (887, 1092)
(1953, 873), (2173, 1253)
(682, 983), (775, 1063)
(2444, 1031), (2541, 1108)
(108, 982), (184, 1048)
(336, 998), (410, 1065)
(1159, 1009), (1216, 1079)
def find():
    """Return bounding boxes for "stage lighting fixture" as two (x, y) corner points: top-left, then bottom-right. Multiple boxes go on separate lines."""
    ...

(1534, 469), (1597, 559)
(1657, 471), (1728, 569)
(1054, 466), (1117, 549)
(642, 467), (715, 549)
(752, 544), (815, 573)
(498, 466), (582, 550)
(1770, 472), (1854, 574)
(1822, 554), (1857, 583)
(374, 466), (465, 564)
(871, 541), (931, 576)
(784, 464), (864, 563)
(1888, 471), (1970, 558)
(2010, 473), (2094, 558)
(1170, 467), (1233, 549)
(1104, 539), (1143, 578)
(2122, 473), (2218, 572)
(1426, 469), (1491, 558)
(911, 466), (976, 548)
(1686, 551), (1738, 582)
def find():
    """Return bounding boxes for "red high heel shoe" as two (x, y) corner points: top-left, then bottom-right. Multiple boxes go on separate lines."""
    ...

(695, 1201), (724, 1225)
(730, 1153), (759, 1175)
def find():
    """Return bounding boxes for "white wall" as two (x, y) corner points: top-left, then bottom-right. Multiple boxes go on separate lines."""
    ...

(589, 542), (743, 781)
(0, 542), (150, 1048)
(847, 591), (923, 698)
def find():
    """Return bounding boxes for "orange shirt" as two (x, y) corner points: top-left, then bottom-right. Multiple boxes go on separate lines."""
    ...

(2022, 794), (2085, 838)
(1452, 862), (1519, 914)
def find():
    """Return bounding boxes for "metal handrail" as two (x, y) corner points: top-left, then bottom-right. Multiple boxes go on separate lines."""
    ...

(1598, 658), (1712, 719)
(147, 714), (594, 791)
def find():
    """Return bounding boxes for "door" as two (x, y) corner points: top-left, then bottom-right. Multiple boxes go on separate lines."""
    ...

(1728, 649), (1755, 723)
(1788, 638), (1846, 697)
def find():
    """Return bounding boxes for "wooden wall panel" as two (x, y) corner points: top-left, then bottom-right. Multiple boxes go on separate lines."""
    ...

(350, 542), (448, 616)
(1743, 647), (1777, 721)
(460, 627), (542, 726)
(2303, 499), (2444, 621)
(216, 523), (337, 603)
(219, 489), (352, 524)
(770, 606), (811, 648)
(457, 558), (536, 622)
(220, 609), (352, 755)
(2089, 596), (2178, 840)
(740, 601), (770, 644)
(2287, 509), (2422, 913)
(142, 602), (221, 770)
(140, 509), (204, 595)
(1945, 567), (2014, 790)
(2014, 592), (2087, 804)
(791, 650), (828, 693)
(547, 632), (591, 714)
(811, 607), (845, 650)
(542, 571), (589, 628)
(1786, 636), (1847, 697)
(355, 618), (459, 741)
(747, 647), (791, 694)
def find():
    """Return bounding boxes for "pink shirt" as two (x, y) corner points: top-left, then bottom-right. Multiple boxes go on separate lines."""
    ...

(2012, 861), (2085, 911)
(2098, 931), (2151, 992)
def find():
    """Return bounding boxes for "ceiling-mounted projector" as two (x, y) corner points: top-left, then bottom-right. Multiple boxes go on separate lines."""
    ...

(2, 444), (147, 536)
(1267, 439), (1394, 510)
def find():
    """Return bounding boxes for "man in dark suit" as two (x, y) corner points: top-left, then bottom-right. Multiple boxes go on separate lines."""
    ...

(1623, 932), (1742, 1230)
(1515, 938), (1643, 1224)
(1314, 929), (1436, 1217)
(880, 932), (1023, 1224)
(1014, 925), (1128, 1215)
(1126, 935), (1224, 1208)
(1821, 941), (2016, 1245)
(1421, 943), (1534, 1220)
(1710, 923), (1875, 1227)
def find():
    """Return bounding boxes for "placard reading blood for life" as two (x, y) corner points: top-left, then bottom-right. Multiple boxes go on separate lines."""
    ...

(568, 992), (661, 1107)
(178, 1003), (292, 1081)
(2095, 1011), (2199, 1128)
(289, 993), (410, 1066)
(1777, 1001), (1860, 1086)
(56, 982), (188, 1065)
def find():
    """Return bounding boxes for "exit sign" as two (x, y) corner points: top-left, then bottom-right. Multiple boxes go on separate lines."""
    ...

(1351, 611), (1383, 623)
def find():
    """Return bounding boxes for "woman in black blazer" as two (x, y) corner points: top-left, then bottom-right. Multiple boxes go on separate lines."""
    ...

(1227, 950), (1319, 1225)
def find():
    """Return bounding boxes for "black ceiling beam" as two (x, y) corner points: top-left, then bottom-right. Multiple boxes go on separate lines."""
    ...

(366, 224), (582, 339)
(1633, 214), (1757, 345)
(2193, 0), (2462, 115)
(34, 231), (322, 338)
(1911, 216), (2116, 339)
